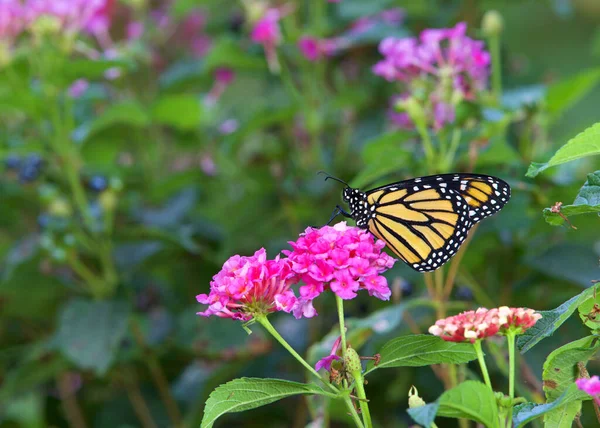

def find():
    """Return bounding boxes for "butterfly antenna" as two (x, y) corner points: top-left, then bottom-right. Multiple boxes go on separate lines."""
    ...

(317, 171), (349, 187)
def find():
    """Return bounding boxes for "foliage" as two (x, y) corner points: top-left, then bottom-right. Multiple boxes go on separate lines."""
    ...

(1, 1), (600, 427)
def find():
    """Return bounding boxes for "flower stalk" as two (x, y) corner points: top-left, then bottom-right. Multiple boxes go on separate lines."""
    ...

(506, 330), (517, 427)
(473, 339), (493, 390)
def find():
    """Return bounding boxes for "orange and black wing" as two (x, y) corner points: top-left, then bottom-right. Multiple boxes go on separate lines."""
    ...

(363, 174), (510, 272)
(366, 185), (473, 272)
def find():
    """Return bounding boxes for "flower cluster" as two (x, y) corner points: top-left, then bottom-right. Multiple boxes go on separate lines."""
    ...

(197, 222), (396, 321)
(250, 8), (282, 71)
(0, 1), (24, 46)
(24, 0), (113, 38)
(497, 306), (542, 334)
(297, 36), (337, 62)
(196, 248), (298, 321)
(429, 306), (541, 343)
(373, 22), (490, 129)
(429, 308), (500, 343)
(350, 8), (405, 35)
(284, 222), (395, 302)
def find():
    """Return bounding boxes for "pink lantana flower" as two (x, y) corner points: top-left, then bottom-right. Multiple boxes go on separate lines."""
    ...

(429, 308), (501, 343)
(0, 0), (24, 42)
(315, 335), (342, 371)
(67, 79), (89, 98)
(576, 376), (600, 406)
(284, 222), (396, 306)
(497, 306), (542, 334)
(196, 248), (300, 321)
(25, 0), (114, 45)
(126, 21), (144, 41)
(297, 36), (339, 61)
(250, 8), (282, 72)
(373, 22), (490, 130)
(205, 68), (236, 106)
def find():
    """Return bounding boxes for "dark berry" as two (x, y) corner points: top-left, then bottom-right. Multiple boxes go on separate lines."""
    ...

(25, 154), (43, 169)
(37, 213), (51, 230)
(400, 280), (413, 297)
(455, 286), (474, 301)
(5, 154), (21, 170)
(88, 175), (108, 192)
(18, 164), (40, 183)
(229, 13), (244, 33)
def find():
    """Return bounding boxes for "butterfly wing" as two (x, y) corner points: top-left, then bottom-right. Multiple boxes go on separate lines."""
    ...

(364, 174), (510, 272)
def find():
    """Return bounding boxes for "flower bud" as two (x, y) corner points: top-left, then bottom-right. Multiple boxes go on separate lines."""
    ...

(99, 190), (118, 212)
(398, 97), (426, 130)
(408, 386), (426, 408)
(482, 10), (504, 37)
(110, 177), (124, 192)
(48, 198), (73, 218)
(344, 347), (362, 375)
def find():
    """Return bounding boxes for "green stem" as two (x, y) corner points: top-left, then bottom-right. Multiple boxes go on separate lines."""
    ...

(256, 316), (337, 393)
(443, 129), (462, 172)
(489, 34), (502, 103)
(473, 340), (493, 390)
(507, 331), (516, 427)
(335, 295), (348, 353)
(277, 48), (302, 102)
(353, 373), (372, 428)
(343, 396), (366, 428)
(416, 124), (436, 171)
(336, 296), (371, 428)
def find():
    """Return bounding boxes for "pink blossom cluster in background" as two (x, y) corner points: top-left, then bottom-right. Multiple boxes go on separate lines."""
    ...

(197, 222), (396, 321)
(429, 306), (542, 343)
(297, 36), (338, 62)
(24, 0), (113, 37)
(350, 7), (405, 35)
(373, 22), (490, 129)
(0, 0), (25, 45)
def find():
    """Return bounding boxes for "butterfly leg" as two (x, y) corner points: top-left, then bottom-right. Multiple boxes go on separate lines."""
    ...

(326, 205), (352, 226)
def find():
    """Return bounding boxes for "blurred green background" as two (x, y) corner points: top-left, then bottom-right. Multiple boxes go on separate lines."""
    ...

(1, 0), (600, 426)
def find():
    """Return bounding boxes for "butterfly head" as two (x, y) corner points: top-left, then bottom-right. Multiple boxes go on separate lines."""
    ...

(343, 187), (370, 228)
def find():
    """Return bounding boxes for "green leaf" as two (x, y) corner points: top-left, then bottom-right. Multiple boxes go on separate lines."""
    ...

(542, 171), (600, 226)
(546, 68), (600, 119)
(513, 384), (589, 428)
(84, 101), (150, 139)
(526, 122), (600, 177)
(578, 292), (600, 331)
(351, 131), (413, 188)
(517, 287), (595, 353)
(200, 378), (330, 428)
(543, 401), (581, 428)
(408, 381), (499, 428)
(0, 353), (69, 402)
(367, 335), (477, 373)
(1, 392), (45, 428)
(151, 94), (203, 130)
(65, 59), (132, 80)
(542, 336), (600, 402)
(476, 139), (521, 166)
(203, 38), (266, 72)
(526, 244), (600, 287)
(54, 299), (130, 375)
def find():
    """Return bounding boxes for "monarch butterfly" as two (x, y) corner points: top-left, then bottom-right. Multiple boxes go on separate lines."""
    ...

(323, 173), (511, 272)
